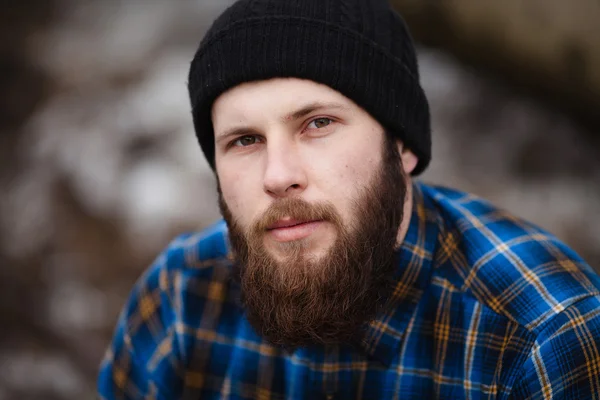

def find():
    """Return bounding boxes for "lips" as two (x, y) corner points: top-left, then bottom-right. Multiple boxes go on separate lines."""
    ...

(265, 218), (324, 242)
(267, 219), (318, 230)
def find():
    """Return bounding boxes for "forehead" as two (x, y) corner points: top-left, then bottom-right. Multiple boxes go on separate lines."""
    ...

(211, 78), (356, 124)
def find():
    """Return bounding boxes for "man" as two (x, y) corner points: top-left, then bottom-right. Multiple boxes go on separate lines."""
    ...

(98, 0), (600, 398)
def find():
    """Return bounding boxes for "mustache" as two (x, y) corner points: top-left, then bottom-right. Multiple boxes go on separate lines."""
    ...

(252, 197), (341, 233)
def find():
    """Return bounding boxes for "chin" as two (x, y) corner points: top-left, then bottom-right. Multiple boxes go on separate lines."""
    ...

(267, 238), (332, 262)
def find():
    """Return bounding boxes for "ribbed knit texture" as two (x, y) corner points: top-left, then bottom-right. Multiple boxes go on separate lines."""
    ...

(188, 0), (431, 175)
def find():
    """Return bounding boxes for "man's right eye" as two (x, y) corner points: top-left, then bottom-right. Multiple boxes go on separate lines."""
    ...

(232, 135), (259, 147)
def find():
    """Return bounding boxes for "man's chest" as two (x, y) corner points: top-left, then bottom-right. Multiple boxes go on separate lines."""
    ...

(178, 299), (532, 400)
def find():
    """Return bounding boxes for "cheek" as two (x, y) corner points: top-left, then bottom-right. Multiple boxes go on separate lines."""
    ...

(336, 137), (381, 183)
(218, 170), (261, 228)
(312, 143), (380, 220)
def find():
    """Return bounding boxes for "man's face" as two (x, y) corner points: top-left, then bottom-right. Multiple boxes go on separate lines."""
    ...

(212, 78), (411, 347)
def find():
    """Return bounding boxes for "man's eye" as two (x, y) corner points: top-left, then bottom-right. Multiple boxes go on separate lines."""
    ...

(307, 117), (333, 129)
(233, 135), (259, 147)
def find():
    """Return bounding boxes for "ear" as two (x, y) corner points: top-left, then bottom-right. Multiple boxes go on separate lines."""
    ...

(397, 141), (418, 175)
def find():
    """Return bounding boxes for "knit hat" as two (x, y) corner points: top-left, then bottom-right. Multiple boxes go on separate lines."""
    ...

(188, 0), (431, 175)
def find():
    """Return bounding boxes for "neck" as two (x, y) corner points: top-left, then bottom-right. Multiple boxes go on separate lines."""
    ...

(395, 178), (414, 248)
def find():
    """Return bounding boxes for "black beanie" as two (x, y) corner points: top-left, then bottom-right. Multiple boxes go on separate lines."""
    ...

(188, 0), (431, 175)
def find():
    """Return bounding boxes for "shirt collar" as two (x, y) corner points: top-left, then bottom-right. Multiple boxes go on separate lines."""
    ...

(358, 181), (439, 366)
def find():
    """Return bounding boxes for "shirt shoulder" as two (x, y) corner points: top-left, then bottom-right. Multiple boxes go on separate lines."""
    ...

(171, 219), (231, 265)
(149, 219), (235, 313)
(98, 220), (238, 399)
(420, 183), (600, 334)
(511, 294), (600, 399)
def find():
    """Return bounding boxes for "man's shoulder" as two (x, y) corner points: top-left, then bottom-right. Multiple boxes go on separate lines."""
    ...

(139, 219), (236, 308)
(159, 219), (232, 272)
(98, 220), (239, 398)
(419, 182), (600, 333)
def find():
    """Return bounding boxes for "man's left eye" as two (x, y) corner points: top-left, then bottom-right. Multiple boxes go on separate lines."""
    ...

(307, 118), (332, 129)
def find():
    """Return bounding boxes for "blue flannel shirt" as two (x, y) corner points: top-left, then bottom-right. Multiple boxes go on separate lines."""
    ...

(98, 182), (600, 399)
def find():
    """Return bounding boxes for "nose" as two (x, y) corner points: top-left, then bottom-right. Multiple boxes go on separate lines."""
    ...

(262, 140), (307, 198)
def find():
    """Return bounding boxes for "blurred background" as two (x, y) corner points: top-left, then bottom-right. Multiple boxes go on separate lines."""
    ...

(1, 1), (599, 398)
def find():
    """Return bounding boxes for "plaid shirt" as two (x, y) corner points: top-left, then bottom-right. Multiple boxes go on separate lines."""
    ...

(98, 182), (600, 399)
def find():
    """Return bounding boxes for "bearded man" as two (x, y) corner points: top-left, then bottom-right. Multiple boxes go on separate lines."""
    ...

(98, 0), (600, 399)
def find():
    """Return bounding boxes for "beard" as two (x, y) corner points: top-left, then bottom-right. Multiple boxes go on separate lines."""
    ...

(218, 135), (407, 349)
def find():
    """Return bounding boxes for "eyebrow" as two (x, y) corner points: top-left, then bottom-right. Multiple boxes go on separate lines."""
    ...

(214, 101), (350, 144)
(280, 101), (350, 123)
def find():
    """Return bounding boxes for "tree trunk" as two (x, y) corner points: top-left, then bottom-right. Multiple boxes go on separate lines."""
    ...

(391, 0), (600, 129)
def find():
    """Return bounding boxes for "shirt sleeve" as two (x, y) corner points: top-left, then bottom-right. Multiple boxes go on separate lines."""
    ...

(510, 294), (600, 400)
(97, 240), (184, 400)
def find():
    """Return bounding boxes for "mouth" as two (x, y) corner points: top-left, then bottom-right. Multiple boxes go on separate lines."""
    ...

(266, 218), (324, 242)
(267, 218), (319, 230)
